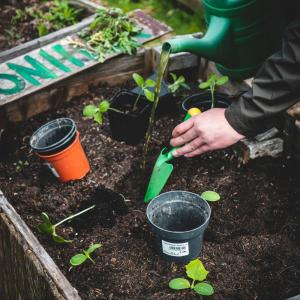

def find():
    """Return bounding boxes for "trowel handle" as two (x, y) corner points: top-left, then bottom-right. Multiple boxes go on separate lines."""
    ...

(167, 107), (201, 158)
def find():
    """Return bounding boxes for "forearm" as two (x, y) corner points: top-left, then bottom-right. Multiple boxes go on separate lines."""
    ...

(225, 21), (300, 137)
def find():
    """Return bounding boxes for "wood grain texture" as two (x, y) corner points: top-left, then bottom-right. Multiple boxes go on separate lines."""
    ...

(0, 191), (80, 300)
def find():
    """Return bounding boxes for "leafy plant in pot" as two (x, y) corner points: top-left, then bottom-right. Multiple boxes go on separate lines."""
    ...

(182, 73), (232, 112)
(83, 73), (155, 145)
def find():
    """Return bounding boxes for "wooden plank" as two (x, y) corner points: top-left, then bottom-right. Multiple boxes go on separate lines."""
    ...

(0, 10), (171, 106)
(0, 191), (80, 300)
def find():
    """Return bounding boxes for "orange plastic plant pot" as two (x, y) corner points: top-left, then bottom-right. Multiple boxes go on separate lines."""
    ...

(37, 131), (90, 182)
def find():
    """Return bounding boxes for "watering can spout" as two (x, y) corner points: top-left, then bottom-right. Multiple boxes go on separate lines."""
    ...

(164, 16), (231, 65)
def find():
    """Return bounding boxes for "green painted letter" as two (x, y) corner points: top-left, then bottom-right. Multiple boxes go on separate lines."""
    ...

(0, 73), (26, 95)
(52, 44), (85, 67)
(39, 49), (71, 73)
(7, 55), (57, 86)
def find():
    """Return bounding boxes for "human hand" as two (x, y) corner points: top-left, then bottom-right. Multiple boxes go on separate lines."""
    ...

(170, 108), (244, 157)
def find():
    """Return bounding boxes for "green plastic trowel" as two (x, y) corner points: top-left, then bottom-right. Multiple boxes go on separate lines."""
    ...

(144, 108), (201, 203)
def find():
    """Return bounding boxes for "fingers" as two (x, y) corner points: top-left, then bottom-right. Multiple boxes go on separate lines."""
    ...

(173, 137), (204, 157)
(184, 144), (210, 158)
(172, 118), (194, 138)
(170, 128), (198, 147)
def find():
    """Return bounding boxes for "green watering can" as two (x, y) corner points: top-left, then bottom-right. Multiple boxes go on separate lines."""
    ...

(144, 108), (201, 203)
(165, 0), (283, 80)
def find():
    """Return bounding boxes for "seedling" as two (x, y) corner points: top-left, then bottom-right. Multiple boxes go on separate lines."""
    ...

(168, 73), (190, 94)
(201, 191), (221, 202)
(38, 205), (95, 243)
(14, 160), (29, 172)
(83, 100), (121, 125)
(199, 74), (229, 108)
(70, 243), (102, 266)
(132, 73), (155, 111)
(169, 258), (214, 296)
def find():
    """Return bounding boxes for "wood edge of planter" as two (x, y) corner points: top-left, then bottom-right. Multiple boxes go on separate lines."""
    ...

(0, 190), (80, 300)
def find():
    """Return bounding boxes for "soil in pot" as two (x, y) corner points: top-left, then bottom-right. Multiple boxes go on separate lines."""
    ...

(0, 0), (89, 52)
(0, 83), (299, 300)
(108, 90), (151, 145)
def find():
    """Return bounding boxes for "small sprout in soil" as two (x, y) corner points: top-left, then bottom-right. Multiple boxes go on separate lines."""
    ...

(201, 191), (221, 202)
(14, 160), (29, 172)
(70, 243), (102, 266)
(168, 73), (190, 94)
(132, 73), (156, 111)
(83, 100), (122, 125)
(38, 205), (95, 243)
(199, 73), (229, 108)
(169, 258), (214, 296)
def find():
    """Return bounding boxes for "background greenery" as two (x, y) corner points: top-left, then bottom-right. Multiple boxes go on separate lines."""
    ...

(103, 0), (205, 34)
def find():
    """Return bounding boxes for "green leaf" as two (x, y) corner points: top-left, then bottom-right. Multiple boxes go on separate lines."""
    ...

(37, 23), (48, 37)
(181, 83), (190, 90)
(99, 100), (110, 112)
(216, 75), (229, 86)
(186, 259), (209, 281)
(86, 243), (102, 255)
(169, 278), (190, 290)
(208, 74), (218, 82)
(193, 282), (214, 296)
(70, 253), (87, 266)
(199, 82), (210, 89)
(38, 213), (54, 235)
(170, 72), (177, 82)
(83, 104), (98, 117)
(53, 233), (72, 244)
(145, 79), (156, 87)
(201, 191), (221, 202)
(132, 73), (144, 87)
(144, 89), (155, 102)
(94, 111), (103, 124)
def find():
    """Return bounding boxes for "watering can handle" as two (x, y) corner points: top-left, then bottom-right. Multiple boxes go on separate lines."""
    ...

(164, 108), (201, 160)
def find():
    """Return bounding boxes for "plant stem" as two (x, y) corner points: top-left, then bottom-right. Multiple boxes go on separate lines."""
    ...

(210, 82), (215, 109)
(108, 107), (123, 113)
(191, 279), (195, 289)
(132, 92), (142, 112)
(55, 205), (95, 227)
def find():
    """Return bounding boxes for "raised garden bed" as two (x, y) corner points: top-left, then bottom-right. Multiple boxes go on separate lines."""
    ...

(0, 80), (299, 299)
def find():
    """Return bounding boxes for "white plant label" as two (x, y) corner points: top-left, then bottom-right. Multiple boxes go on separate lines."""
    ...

(45, 163), (60, 178)
(162, 240), (189, 257)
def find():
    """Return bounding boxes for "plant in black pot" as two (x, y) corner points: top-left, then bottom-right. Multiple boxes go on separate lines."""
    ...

(182, 73), (231, 113)
(83, 73), (156, 145)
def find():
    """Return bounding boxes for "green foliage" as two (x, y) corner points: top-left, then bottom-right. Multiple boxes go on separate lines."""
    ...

(38, 205), (95, 243)
(14, 160), (29, 172)
(199, 74), (229, 108)
(70, 243), (102, 266)
(201, 191), (221, 202)
(169, 258), (214, 297)
(132, 73), (155, 111)
(168, 73), (190, 94)
(79, 8), (141, 62)
(11, 0), (82, 38)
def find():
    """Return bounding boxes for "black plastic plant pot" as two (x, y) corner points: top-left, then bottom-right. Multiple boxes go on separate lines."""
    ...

(108, 90), (151, 145)
(146, 191), (211, 264)
(30, 118), (76, 155)
(182, 91), (232, 112)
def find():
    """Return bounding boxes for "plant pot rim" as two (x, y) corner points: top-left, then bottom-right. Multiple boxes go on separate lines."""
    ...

(30, 117), (76, 153)
(146, 190), (211, 235)
(37, 130), (80, 160)
(110, 89), (151, 116)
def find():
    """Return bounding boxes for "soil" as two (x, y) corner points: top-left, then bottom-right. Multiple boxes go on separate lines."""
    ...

(0, 83), (299, 300)
(0, 0), (88, 52)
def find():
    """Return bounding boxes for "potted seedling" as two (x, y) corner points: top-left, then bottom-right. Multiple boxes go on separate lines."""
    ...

(83, 73), (155, 145)
(182, 73), (232, 112)
(169, 258), (214, 296)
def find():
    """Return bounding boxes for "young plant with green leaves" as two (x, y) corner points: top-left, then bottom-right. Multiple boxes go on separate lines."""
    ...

(169, 259), (214, 297)
(199, 74), (229, 108)
(168, 73), (190, 94)
(38, 205), (95, 243)
(132, 73), (155, 111)
(14, 160), (29, 172)
(83, 100), (121, 125)
(72, 7), (140, 62)
(70, 243), (102, 266)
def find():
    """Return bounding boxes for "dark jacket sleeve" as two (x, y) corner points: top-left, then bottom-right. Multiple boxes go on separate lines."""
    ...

(225, 20), (300, 137)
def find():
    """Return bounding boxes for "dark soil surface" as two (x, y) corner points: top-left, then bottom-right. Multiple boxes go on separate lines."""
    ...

(0, 0), (88, 52)
(0, 83), (299, 300)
